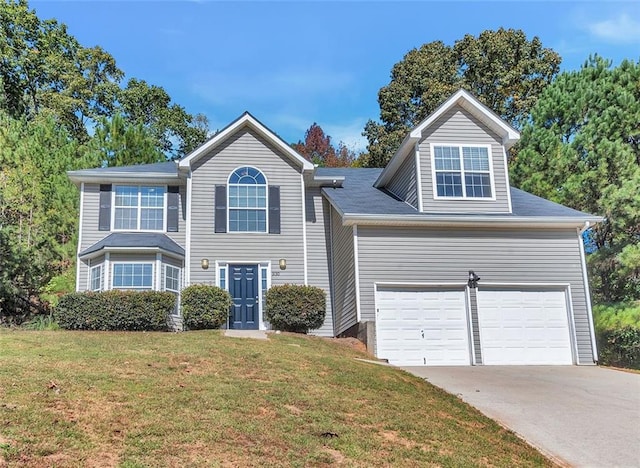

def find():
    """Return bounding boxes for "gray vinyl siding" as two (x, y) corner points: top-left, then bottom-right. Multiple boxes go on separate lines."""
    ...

(305, 189), (333, 336)
(76, 183), (186, 291)
(419, 105), (511, 213)
(386, 153), (418, 209)
(330, 205), (357, 335)
(189, 128), (305, 290)
(468, 288), (482, 364)
(356, 226), (594, 364)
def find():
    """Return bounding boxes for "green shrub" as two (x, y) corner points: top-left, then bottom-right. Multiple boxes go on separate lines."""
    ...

(23, 314), (60, 331)
(594, 302), (640, 369)
(265, 284), (326, 333)
(181, 285), (232, 330)
(55, 291), (175, 331)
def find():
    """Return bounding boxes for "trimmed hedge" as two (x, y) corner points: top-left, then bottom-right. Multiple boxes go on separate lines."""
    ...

(594, 302), (640, 369)
(55, 291), (175, 331)
(265, 284), (326, 333)
(181, 285), (232, 330)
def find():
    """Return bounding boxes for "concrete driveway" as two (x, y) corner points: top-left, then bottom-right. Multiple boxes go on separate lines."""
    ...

(401, 366), (640, 467)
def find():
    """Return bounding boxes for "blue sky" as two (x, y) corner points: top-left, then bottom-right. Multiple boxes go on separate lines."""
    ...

(31, 1), (640, 150)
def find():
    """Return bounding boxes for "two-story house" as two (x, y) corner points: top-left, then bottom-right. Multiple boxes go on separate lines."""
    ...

(68, 90), (601, 366)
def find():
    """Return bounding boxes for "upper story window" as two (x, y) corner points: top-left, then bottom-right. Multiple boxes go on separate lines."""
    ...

(114, 186), (165, 231)
(228, 167), (267, 232)
(431, 145), (494, 199)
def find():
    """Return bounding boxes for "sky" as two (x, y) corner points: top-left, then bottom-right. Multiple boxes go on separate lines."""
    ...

(30, 1), (640, 151)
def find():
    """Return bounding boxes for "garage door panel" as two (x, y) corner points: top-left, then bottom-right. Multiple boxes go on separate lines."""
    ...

(376, 288), (471, 366)
(478, 288), (573, 365)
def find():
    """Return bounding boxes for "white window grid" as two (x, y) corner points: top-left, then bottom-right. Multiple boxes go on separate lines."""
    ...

(111, 262), (154, 290)
(432, 144), (494, 199)
(113, 185), (165, 231)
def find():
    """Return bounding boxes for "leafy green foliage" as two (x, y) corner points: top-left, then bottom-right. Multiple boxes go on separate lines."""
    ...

(181, 285), (232, 330)
(265, 284), (326, 333)
(22, 313), (60, 330)
(0, 112), (89, 322)
(593, 302), (640, 369)
(363, 28), (560, 167)
(0, 0), (208, 155)
(55, 291), (175, 331)
(87, 112), (165, 167)
(512, 57), (640, 303)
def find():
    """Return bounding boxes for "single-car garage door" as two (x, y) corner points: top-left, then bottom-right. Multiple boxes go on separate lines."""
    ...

(477, 288), (573, 365)
(376, 286), (471, 366)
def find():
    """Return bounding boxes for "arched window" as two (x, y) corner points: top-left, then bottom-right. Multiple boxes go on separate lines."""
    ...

(228, 166), (267, 232)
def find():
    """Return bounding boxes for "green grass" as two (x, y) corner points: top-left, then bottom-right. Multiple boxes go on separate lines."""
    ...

(0, 331), (552, 467)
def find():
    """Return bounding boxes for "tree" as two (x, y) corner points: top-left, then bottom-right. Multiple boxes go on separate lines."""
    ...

(0, 0), (208, 157)
(511, 57), (640, 303)
(292, 123), (355, 167)
(364, 28), (561, 167)
(118, 78), (209, 158)
(87, 112), (165, 167)
(0, 111), (89, 321)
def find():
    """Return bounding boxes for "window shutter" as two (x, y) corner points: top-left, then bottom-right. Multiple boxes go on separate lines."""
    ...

(268, 186), (281, 234)
(214, 185), (227, 233)
(167, 186), (180, 232)
(98, 184), (112, 231)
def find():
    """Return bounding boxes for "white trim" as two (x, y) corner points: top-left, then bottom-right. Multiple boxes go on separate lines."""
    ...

(217, 261), (271, 330)
(111, 184), (167, 232)
(226, 166), (268, 234)
(104, 252), (111, 290)
(502, 146), (513, 214)
(414, 143), (424, 212)
(178, 113), (314, 171)
(465, 286), (476, 365)
(353, 225), (361, 322)
(67, 173), (181, 186)
(577, 227), (599, 362)
(88, 261), (103, 292)
(163, 264), (181, 293)
(301, 173), (308, 285)
(375, 89), (520, 188)
(476, 283), (577, 365)
(79, 247), (184, 261)
(329, 204), (336, 334)
(430, 143), (496, 201)
(76, 182), (85, 292)
(155, 253), (162, 291)
(185, 171), (192, 286)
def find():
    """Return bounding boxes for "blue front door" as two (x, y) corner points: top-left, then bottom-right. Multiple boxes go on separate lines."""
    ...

(229, 265), (259, 330)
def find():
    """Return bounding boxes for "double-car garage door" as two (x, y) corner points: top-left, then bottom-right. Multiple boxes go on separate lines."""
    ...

(376, 286), (573, 366)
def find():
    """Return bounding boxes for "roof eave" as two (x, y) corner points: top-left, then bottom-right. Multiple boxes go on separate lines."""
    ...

(67, 171), (183, 185)
(79, 246), (185, 260)
(340, 214), (603, 229)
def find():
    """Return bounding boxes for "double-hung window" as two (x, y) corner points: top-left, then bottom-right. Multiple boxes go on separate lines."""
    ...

(432, 145), (493, 198)
(89, 265), (102, 291)
(164, 265), (180, 293)
(112, 263), (153, 290)
(114, 186), (165, 231)
(228, 167), (267, 232)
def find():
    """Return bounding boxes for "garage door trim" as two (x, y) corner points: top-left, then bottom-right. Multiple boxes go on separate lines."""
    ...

(476, 283), (578, 365)
(374, 282), (474, 366)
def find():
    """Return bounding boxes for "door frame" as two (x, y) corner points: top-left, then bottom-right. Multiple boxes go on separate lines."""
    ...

(373, 282), (473, 366)
(475, 282), (577, 365)
(216, 260), (271, 330)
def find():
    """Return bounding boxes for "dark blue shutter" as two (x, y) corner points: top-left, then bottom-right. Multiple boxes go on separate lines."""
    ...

(215, 185), (227, 233)
(98, 184), (112, 231)
(268, 186), (280, 234)
(167, 186), (179, 232)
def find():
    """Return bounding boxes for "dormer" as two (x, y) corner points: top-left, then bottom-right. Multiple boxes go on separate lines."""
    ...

(375, 89), (520, 214)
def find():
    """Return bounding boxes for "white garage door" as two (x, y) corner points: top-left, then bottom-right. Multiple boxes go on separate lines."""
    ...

(477, 288), (573, 365)
(376, 287), (471, 366)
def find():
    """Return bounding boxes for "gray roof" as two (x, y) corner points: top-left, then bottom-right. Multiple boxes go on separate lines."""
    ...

(80, 233), (185, 258)
(70, 161), (179, 176)
(317, 168), (596, 220)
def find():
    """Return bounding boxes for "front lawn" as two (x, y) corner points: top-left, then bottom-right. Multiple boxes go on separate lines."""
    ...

(0, 331), (552, 467)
